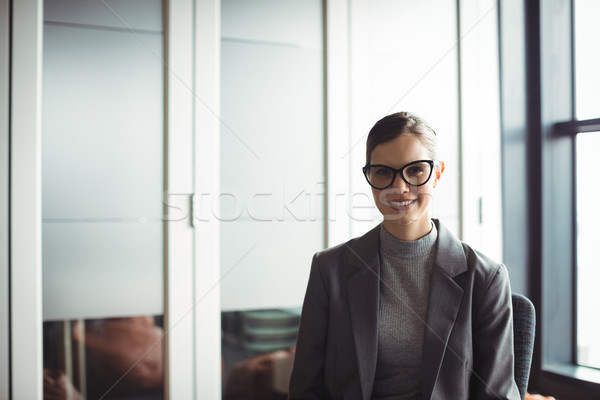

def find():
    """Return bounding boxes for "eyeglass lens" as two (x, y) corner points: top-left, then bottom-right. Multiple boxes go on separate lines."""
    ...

(365, 161), (432, 189)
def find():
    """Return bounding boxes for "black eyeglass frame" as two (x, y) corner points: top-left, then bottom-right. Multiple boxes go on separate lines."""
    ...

(362, 159), (435, 190)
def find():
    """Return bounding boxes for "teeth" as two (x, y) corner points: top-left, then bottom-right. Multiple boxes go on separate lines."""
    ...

(388, 200), (414, 207)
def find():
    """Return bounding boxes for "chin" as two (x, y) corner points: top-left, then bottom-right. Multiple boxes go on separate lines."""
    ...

(384, 216), (418, 227)
(381, 205), (430, 226)
(381, 209), (415, 224)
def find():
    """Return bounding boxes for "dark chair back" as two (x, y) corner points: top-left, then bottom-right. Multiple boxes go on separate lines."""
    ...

(512, 293), (536, 400)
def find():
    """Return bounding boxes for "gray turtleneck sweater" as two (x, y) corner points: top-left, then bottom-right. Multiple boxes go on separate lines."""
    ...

(371, 222), (438, 400)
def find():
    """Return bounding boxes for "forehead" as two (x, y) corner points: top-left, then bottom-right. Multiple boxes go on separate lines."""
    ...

(370, 134), (430, 167)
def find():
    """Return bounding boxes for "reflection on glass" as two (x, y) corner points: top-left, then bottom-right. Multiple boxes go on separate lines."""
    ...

(222, 309), (299, 400)
(42, 0), (165, 398)
(574, 0), (600, 120)
(44, 316), (164, 400)
(576, 132), (600, 369)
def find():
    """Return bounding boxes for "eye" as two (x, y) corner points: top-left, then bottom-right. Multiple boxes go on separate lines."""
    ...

(405, 165), (425, 177)
(373, 167), (392, 176)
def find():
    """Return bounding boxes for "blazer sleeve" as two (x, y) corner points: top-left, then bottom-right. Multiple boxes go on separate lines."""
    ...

(288, 253), (331, 400)
(470, 264), (521, 400)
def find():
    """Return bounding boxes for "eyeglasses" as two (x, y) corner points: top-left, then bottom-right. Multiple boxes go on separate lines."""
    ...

(362, 160), (435, 190)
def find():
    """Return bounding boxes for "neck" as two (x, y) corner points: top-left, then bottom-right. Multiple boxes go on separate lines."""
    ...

(382, 218), (432, 241)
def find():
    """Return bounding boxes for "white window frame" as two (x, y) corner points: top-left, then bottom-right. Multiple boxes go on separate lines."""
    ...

(11, 1), (44, 398)
(1, 0), (11, 397)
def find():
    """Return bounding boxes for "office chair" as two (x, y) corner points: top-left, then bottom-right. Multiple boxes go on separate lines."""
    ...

(512, 293), (536, 400)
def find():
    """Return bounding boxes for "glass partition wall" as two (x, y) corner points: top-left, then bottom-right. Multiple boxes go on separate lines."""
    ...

(219, 0), (325, 398)
(42, 1), (165, 399)
(1, 0), (496, 397)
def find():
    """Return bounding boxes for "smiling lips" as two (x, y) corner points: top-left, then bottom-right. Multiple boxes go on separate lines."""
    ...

(387, 199), (416, 208)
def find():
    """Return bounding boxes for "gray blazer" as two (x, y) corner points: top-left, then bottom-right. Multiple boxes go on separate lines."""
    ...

(289, 219), (521, 400)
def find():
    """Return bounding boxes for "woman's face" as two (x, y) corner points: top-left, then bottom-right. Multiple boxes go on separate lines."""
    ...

(369, 133), (444, 240)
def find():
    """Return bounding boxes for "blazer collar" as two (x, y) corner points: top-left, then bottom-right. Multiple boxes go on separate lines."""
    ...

(345, 219), (467, 276)
(345, 224), (381, 400)
(431, 218), (468, 277)
(421, 219), (468, 399)
(344, 220), (469, 400)
(346, 223), (380, 270)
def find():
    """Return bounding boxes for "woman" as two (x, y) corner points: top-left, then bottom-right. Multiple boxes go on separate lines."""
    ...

(288, 112), (520, 400)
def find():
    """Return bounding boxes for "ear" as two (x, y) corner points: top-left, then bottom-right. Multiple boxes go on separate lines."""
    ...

(433, 161), (445, 188)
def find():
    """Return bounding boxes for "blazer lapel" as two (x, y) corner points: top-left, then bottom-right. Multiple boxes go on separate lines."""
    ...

(421, 220), (468, 400)
(345, 226), (381, 400)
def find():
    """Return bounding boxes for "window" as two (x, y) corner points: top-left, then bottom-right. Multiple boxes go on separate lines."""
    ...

(573, 0), (600, 372)
(500, 0), (600, 397)
(576, 132), (600, 370)
(574, 0), (600, 121)
(509, 0), (600, 396)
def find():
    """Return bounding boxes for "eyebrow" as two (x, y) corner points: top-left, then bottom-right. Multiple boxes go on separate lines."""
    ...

(368, 159), (431, 168)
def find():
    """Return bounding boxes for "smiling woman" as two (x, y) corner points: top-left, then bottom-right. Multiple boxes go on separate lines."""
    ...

(289, 112), (521, 400)
(362, 113), (444, 242)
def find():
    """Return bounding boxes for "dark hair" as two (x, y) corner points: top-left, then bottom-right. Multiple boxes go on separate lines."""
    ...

(365, 111), (438, 165)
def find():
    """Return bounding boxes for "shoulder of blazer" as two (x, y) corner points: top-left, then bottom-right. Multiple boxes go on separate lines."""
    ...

(312, 223), (381, 273)
(432, 219), (469, 278)
(434, 218), (504, 280)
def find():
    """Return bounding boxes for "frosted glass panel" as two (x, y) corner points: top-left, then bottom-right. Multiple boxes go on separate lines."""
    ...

(220, 44), (324, 222)
(220, 0), (324, 311)
(43, 222), (163, 321)
(42, 1), (164, 398)
(222, 0), (321, 48)
(44, 0), (162, 31)
(42, 1), (164, 321)
(43, 25), (163, 221)
(220, 221), (322, 311)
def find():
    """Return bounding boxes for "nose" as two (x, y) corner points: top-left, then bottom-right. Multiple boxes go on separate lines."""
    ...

(390, 173), (411, 192)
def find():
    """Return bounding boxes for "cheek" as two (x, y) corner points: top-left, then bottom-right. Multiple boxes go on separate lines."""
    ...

(372, 188), (398, 205)
(371, 188), (382, 205)
(371, 189), (392, 211)
(416, 182), (434, 194)
(415, 185), (435, 205)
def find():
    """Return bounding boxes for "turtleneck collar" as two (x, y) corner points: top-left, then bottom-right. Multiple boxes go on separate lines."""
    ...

(379, 221), (438, 259)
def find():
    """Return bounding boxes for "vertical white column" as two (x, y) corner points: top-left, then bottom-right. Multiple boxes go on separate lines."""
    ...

(326, 0), (352, 247)
(0, 0), (10, 397)
(10, 0), (44, 398)
(347, 0), (377, 238)
(459, 0), (502, 260)
(165, 0), (195, 398)
(193, 0), (221, 397)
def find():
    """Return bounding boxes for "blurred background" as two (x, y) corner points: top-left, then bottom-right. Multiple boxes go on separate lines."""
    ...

(2, 0), (599, 399)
